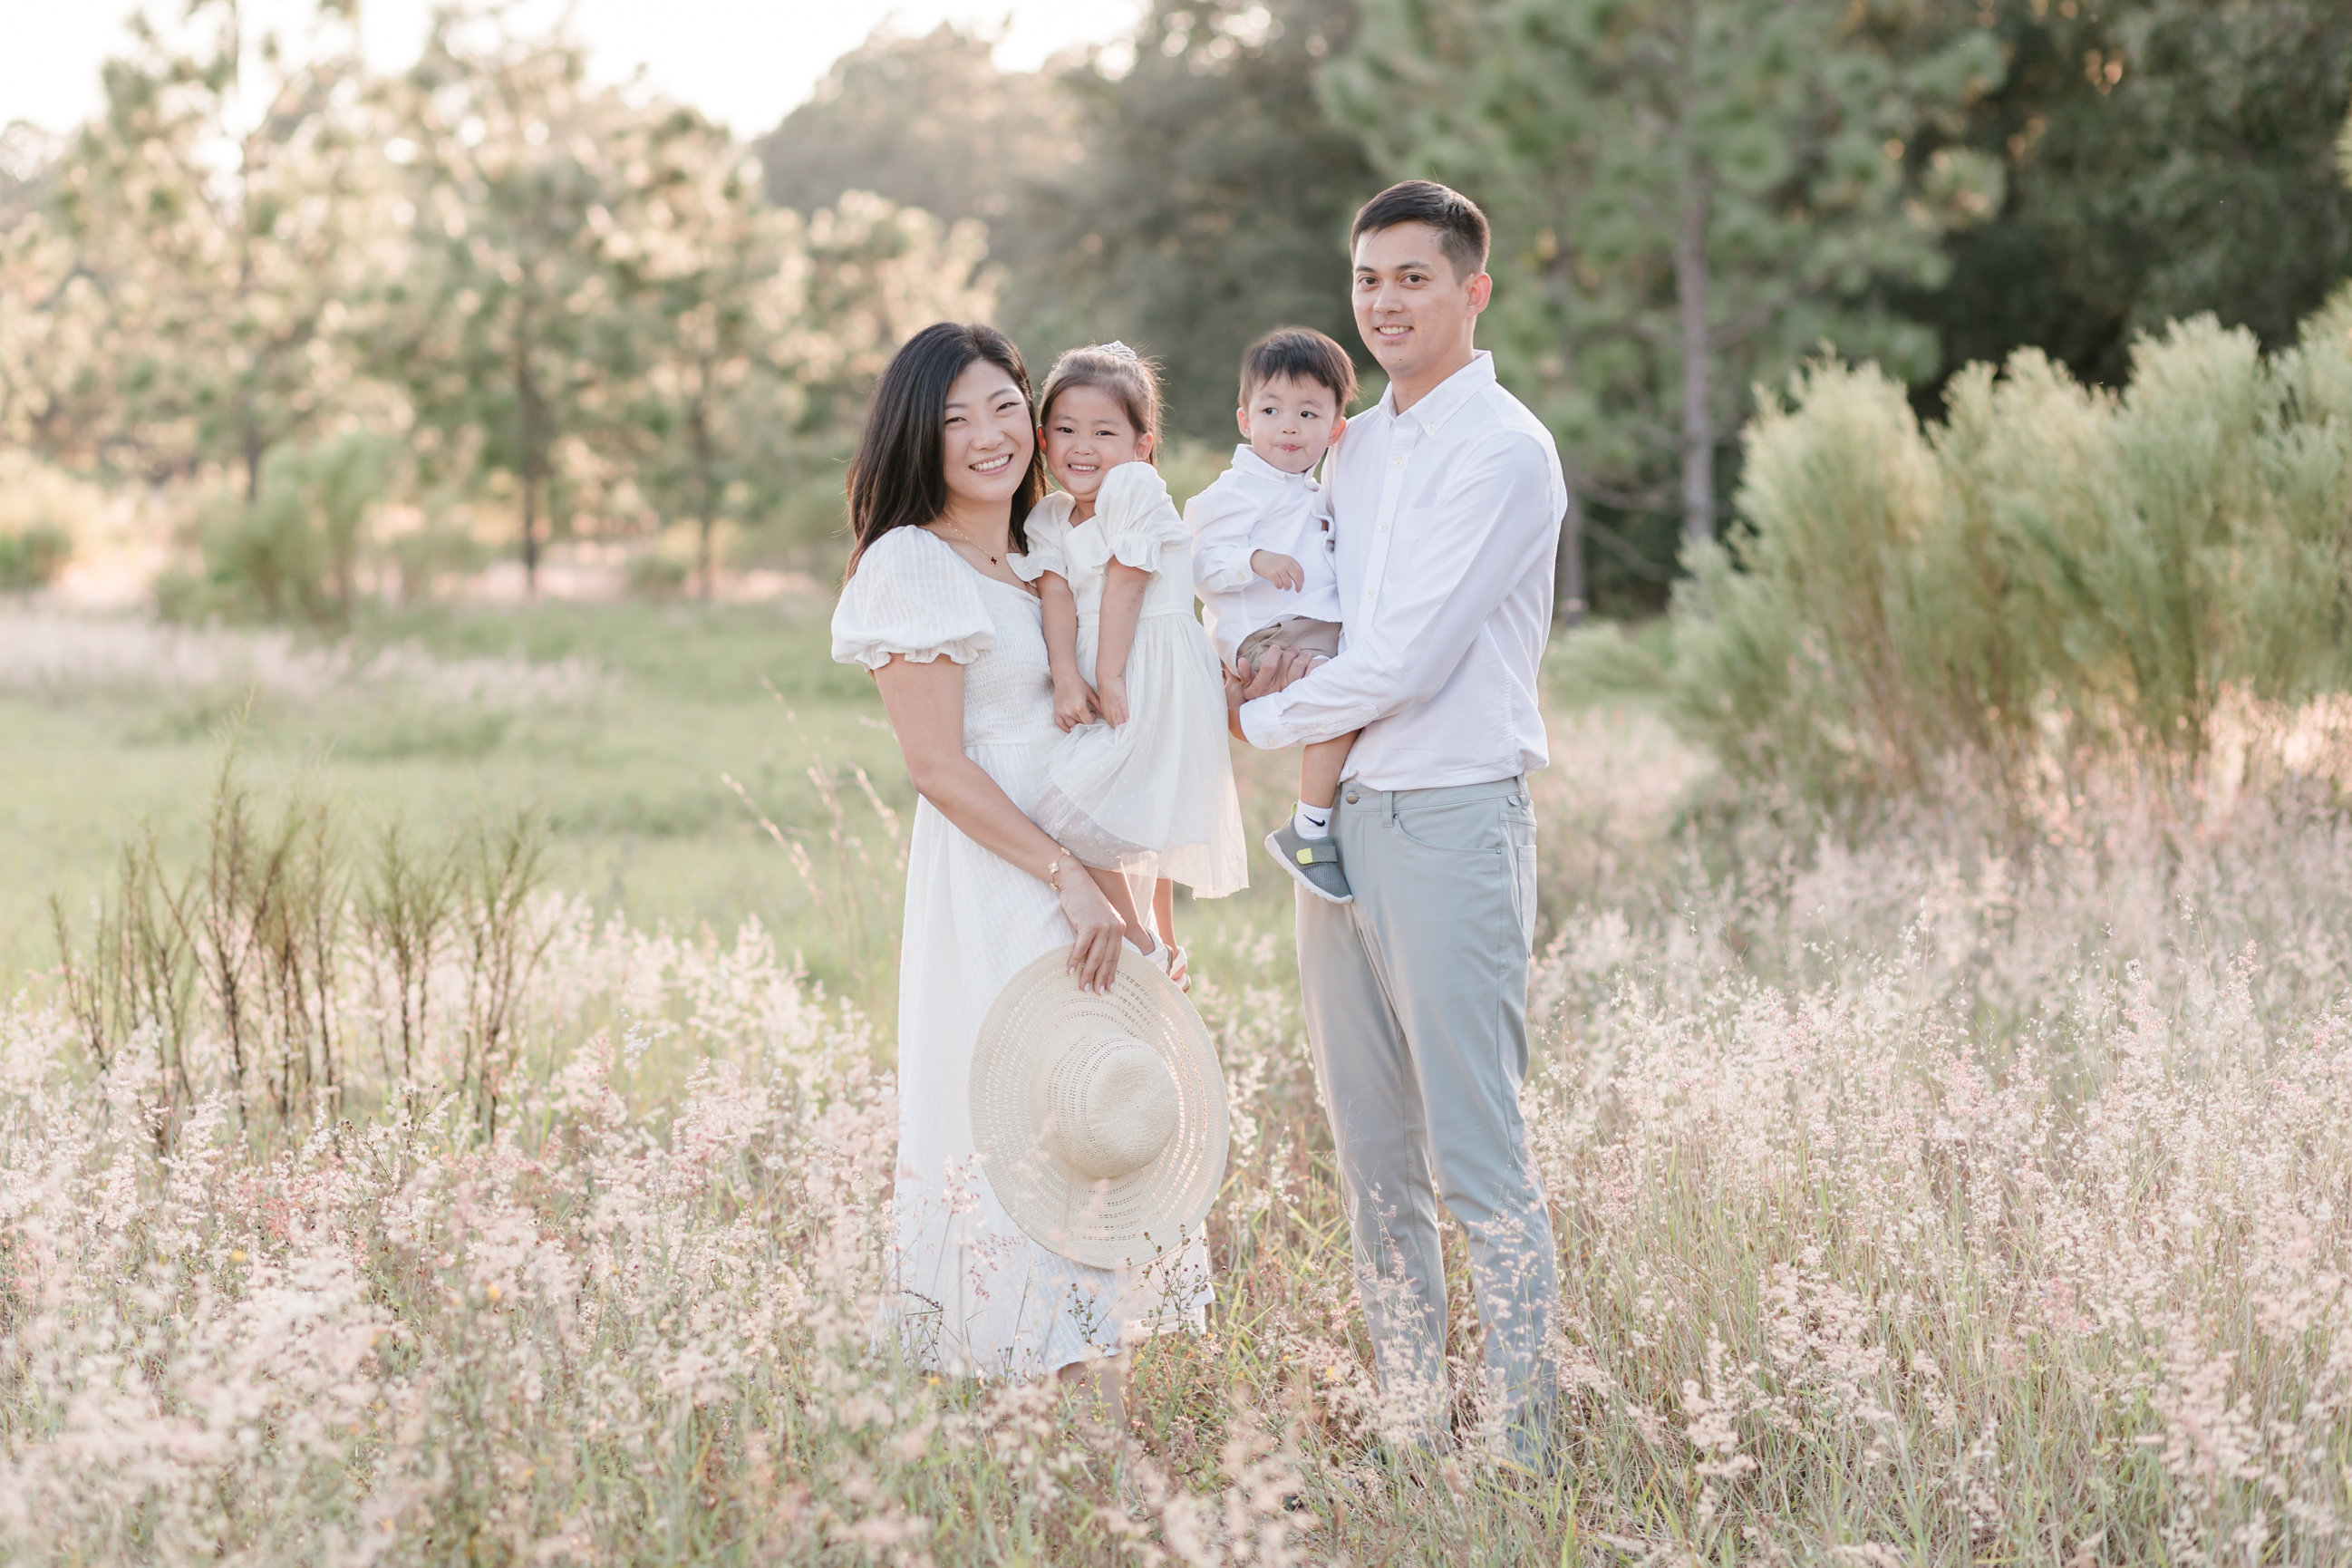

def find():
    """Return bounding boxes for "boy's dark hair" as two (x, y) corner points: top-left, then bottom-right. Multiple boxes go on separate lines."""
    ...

(1350, 179), (1490, 282)
(1239, 327), (1359, 411)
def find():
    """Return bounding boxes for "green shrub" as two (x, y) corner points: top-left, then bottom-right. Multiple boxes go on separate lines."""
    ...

(1670, 286), (2352, 802)
(1545, 619), (1674, 706)
(624, 547), (690, 600)
(0, 522), (72, 591)
(383, 515), (490, 601)
(0, 450), (98, 591)
(173, 434), (395, 624)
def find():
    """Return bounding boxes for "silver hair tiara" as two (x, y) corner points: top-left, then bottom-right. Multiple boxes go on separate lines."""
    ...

(1099, 340), (1138, 362)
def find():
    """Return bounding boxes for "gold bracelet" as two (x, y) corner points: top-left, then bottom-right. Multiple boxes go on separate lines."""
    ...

(1045, 848), (1071, 892)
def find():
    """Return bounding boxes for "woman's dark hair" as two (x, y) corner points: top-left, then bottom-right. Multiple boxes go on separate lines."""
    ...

(846, 322), (1045, 573)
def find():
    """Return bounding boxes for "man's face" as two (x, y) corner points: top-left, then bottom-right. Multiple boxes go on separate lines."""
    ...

(1237, 374), (1345, 475)
(1350, 221), (1489, 383)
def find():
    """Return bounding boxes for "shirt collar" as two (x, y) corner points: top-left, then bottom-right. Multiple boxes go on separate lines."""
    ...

(1377, 350), (1496, 435)
(1228, 443), (1321, 487)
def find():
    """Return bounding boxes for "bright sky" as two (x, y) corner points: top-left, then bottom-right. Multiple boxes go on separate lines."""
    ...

(0, 0), (1142, 140)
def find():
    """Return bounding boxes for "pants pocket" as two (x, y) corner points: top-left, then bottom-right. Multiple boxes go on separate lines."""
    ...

(1392, 796), (1505, 857)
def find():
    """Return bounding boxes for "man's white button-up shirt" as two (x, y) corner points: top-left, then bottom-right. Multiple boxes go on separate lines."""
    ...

(1237, 351), (1566, 790)
(1186, 443), (1344, 668)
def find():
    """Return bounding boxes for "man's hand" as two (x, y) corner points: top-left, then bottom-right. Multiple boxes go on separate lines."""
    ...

(1224, 648), (1311, 741)
(1250, 550), (1304, 592)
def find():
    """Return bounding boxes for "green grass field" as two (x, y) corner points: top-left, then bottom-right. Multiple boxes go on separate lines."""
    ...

(3, 595), (1321, 1011)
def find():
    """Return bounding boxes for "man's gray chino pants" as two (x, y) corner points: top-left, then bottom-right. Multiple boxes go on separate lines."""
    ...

(1294, 774), (1562, 1457)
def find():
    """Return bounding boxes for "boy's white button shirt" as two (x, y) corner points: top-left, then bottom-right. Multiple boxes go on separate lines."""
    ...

(1186, 443), (1344, 667)
(1238, 351), (1566, 789)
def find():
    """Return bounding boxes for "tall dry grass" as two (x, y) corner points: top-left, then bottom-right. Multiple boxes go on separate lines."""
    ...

(6, 697), (2352, 1563)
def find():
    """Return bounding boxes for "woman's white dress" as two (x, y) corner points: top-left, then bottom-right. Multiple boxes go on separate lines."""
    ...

(1013, 464), (1249, 899)
(830, 522), (1211, 1379)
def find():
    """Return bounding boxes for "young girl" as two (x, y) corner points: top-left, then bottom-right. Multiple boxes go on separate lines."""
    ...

(1011, 343), (1247, 976)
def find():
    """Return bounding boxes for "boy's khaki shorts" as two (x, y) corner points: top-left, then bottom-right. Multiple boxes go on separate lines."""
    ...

(1234, 615), (1341, 670)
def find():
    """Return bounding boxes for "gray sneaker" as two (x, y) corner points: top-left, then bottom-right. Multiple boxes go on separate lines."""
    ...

(1264, 823), (1352, 905)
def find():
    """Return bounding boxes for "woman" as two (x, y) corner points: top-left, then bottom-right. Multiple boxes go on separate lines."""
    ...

(829, 322), (1212, 1410)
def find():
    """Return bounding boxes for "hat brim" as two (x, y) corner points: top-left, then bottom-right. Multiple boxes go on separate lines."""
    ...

(970, 948), (1229, 1270)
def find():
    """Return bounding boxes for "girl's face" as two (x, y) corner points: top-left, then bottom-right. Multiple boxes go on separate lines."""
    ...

(1041, 383), (1153, 508)
(939, 358), (1035, 514)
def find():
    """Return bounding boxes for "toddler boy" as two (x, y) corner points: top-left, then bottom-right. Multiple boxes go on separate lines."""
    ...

(1186, 326), (1360, 904)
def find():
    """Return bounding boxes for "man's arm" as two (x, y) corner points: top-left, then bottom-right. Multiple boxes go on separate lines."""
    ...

(1226, 647), (1313, 740)
(1239, 431), (1559, 750)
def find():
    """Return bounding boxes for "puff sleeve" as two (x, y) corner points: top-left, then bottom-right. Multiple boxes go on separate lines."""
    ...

(1079, 462), (1187, 576)
(1005, 501), (1070, 584)
(830, 526), (996, 672)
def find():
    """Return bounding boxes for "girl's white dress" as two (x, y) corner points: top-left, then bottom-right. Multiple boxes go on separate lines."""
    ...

(830, 523), (1210, 1378)
(1011, 464), (1249, 899)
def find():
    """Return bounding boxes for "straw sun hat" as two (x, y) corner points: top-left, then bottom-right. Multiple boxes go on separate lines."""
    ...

(969, 948), (1230, 1270)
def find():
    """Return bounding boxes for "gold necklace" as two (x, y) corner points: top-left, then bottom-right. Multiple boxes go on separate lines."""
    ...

(935, 521), (1007, 566)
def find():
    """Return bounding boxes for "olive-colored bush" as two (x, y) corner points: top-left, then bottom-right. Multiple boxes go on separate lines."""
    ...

(1670, 287), (2352, 801)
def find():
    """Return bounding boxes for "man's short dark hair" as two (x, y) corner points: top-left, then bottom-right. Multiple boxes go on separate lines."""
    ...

(1350, 179), (1490, 282)
(1239, 326), (1360, 411)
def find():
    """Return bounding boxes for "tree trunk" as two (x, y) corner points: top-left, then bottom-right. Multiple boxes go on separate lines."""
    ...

(692, 396), (715, 601)
(516, 334), (542, 595)
(1556, 464), (1587, 627)
(521, 468), (540, 594)
(243, 419), (264, 503)
(1675, 9), (1715, 550)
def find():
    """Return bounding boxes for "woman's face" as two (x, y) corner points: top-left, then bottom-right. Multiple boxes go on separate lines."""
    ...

(939, 358), (1036, 515)
(1041, 383), (1153, 508)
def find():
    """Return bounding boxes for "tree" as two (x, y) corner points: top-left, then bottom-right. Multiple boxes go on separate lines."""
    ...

(629, 114), (788, 596)
(44, 0), (382, 493)
(1912, 0), (2352, 399)
(760, 8), (1381, 445)
(759, 24), (1073, 231)
(633, 139), (995, 589)
(381, 16), (646, 590)
(1032, 0), (1381, 441)
(1327, 0), (2005, 557)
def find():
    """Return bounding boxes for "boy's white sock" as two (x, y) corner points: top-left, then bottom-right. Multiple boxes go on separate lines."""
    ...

(1292, 801), (1331, 839)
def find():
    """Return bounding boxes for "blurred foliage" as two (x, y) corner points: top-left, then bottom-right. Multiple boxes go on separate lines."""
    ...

(759, 24), (1075, 231)
(0, 524), (71, 593)
(1329, 0), (2006, 556)
(39, 2), (388, 495)
(1914, 0), (2352, 402)
(0, 450), (102, 592)
(1670, 286), (2352, 803)
(1027, 0), (1381, 440)
(1, 0), (2346, 625)
(766, 2), (1378, 444)
(0, 3), (992, 602)
(160, 431), (394, 625)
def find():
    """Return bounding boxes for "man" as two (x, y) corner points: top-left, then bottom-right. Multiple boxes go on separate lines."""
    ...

(1231, 180), (1567, 1458)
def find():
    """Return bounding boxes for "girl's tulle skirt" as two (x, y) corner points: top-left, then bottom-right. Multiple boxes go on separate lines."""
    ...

(1032, 610), (1249, 898)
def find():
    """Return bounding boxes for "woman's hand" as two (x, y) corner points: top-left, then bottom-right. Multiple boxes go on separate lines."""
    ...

(1058, 871), (1126, 992)
(1250, 549), (1304, 591)
(1052, 674), (1099, 731)
(1095, 673), (1130, 728)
